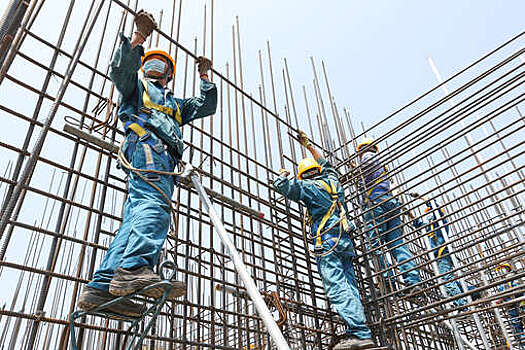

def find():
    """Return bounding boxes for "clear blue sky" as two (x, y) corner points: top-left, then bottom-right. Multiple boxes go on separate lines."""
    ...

(194, 0), (525, 130)
(1, 0), (523, 134)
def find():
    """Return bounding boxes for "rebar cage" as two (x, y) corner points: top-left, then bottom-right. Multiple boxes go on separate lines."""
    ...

(0, 1), (524, 349)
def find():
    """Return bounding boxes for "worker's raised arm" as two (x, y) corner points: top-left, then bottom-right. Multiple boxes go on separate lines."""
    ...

(296, 130), (340, 180)
(109, 33), (143, 103)
(272, 169), (308, 203)
(110, 11), (157, 104)
(297, 130), (322, 161)
(179, 57), (218, 125)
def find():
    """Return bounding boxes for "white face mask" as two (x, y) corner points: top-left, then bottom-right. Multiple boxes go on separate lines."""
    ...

(143, 58), (169, 79)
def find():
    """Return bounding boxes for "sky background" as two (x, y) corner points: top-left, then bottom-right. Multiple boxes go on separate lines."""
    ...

(158, 0), (523, 129)
(2, 0), (522, 129)
(0, 0), (523, 139)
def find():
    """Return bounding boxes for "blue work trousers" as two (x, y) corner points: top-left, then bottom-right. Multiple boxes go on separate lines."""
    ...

(88, 134), (175, 291)
(429, 236), (466, 307)
(508, 304), (525, 341)
(317, 234), (372, 340)
(364, 195), (420, 287)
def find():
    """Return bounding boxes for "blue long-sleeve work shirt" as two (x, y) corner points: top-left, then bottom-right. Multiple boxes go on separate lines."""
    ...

(110, 33), (217, 159)
(272, 158), (354, 247)
(358, 151), (390, 203)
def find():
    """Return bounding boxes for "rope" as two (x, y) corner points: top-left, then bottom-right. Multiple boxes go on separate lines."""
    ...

(302, 210), (344, 258)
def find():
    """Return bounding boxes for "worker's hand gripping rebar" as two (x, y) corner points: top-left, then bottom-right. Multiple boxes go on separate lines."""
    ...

(134, 10), (157, 40)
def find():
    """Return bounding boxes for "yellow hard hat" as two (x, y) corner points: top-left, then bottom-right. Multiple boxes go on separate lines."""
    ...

(496, 262), (512, 272)
(356, 137), (378, 153)
(141, 48), (176, 75)
(297, 158), (321, 180)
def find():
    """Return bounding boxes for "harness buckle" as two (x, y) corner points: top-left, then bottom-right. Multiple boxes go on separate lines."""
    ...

(139, 131), (151, 142)
(145, 174), (161, 182)
(139, 107), (152, 116)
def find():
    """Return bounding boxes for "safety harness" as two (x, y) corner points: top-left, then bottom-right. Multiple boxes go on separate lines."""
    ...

(423, 203), (450, 259)
(304, 179), (350, 257)
(140, 78), (182, 124)
(123, 79), (181, 137)
(122, 79), (183, 165)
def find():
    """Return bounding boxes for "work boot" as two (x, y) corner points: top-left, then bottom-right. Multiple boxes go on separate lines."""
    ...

(78, 286), (146, 318)
(110, 266), (186, 300)
(333, 336), (376, 350)
(110, 266), (161, 297)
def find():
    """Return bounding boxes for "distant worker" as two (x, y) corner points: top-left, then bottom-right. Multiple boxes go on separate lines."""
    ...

(78, 10), (217, 317)
(273, 131), (376, 350)
(356, 137), (422, 298)
(412, 198), (466, 307)
(496, 263), (524, 344)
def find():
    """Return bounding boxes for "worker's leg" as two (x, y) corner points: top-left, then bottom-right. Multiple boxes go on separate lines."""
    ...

(437, 254), (466, 306)
(79, 138), (174, 314)
(119, 140), (175, 269)
(318, 236), (372, 340)
(87, 199), (133, 291)
(119, 177), (173, 269)
(508, 305), (524, 337)
(364, 202), (393, 288)
(87, 138), (173, 286)
(109, 139), (186, 298)
(383, 196), (420, 286)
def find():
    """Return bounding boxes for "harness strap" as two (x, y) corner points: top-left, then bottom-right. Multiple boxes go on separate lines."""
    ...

(312, 179), (349, 248)
(142, 143), (155, 170)
(141, 78), (182, 124)
(437, 245), (448, 258)
(428, 222), (436, 238)
(125, 122), (148, 138)
(123, 121), (170, 173)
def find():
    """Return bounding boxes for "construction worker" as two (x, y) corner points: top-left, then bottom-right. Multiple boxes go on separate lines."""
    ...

(412, 199), (466, 307)
(356, 137), (422, 297)
(78, 10), (217, 317)
(273, 131), (376, 350)
(496, 263), (524, 345)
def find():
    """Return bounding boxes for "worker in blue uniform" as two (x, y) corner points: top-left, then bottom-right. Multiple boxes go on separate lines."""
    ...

(78, 11), (217, 317)
(273, 131), (376, 350)
(357, 137), (422, 298)
(496, 263), (524, 345)
(412, 199), (466, 307)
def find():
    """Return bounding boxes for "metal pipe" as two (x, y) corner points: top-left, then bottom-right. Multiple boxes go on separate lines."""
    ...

(187, 165), (291, 350)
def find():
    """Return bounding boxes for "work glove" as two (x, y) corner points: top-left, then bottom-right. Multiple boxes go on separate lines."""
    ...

(279, 169), (290, 177)
(409, 192), (420, 198)
(297, 130), (310, 148)
(197, 56), (213, 75)
(134, 10), (157, 40)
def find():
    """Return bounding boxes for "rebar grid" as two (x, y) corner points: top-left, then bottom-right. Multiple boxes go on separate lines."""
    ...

(0, 1), (523, 349)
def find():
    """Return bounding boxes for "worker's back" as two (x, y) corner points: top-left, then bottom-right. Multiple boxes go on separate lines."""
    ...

(358, 151), (390, 203)
(273, 158), (350, 243)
